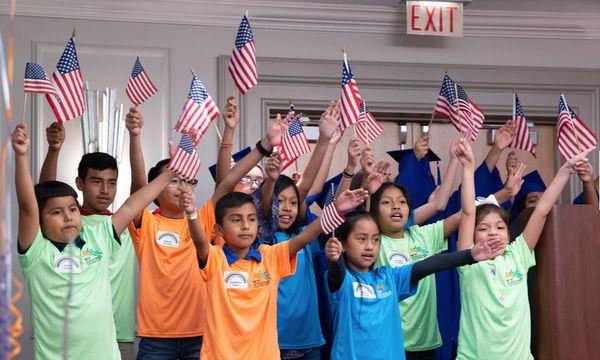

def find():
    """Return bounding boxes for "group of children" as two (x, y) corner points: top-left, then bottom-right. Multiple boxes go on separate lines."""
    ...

(12, 94), (597, 360)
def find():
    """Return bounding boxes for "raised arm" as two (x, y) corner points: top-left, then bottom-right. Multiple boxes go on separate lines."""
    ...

(325, 237), (346, 293)
(413, 140), (460, 224)
(456, 139), (476, 251)
(13, 124), (40, 251)
(336, 139), (361, 195)
(126, 107), (147, 194)
(494, 163), (526, 204)
(296, 101), (339, 201)
(523, 148), (595, 250)
(212, 112), (289, 203)
(39, 122), (65, 182)
(288, 188), (369, 257)
(180, 183), (211, 264)
(484, 120), (515, 172)
(112, 168), (175, 235)
(261, 155), (282, 219)
(575, 161), (599, 207)
(215, 96), (239, 186)
(305, 130), (340, 198)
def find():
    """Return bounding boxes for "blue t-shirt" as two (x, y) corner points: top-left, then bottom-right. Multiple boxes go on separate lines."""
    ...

(275, 229), (325, 349)
(327, 265), (417, 360)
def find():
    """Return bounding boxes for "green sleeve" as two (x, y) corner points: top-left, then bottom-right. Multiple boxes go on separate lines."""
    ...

(17, 230), (46, 273)
(511, 234), (536, 271)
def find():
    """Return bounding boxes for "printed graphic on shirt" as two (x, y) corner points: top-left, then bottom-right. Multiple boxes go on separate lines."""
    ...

(81, 247), (103, 265)
(376, 283), (393, 298)
(388, 253), (410, 266)
(224, 271), (249, 289)
(409, 245), (429, 261)
(487, 263), (497, 278)
(504, 270), (524, 286)
(251, 270), (271, 289)
(156, 231), (180, 248)
(352, 282), (376, 299)
(54, 255), (81, 273)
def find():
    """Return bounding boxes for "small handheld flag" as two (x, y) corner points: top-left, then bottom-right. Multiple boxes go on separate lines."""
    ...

(356, 101), (383, 145)
(24, 63), (58, 96)
(557, 95), (598, 160)
(125, 57), (157, 106)
(511, 93), (536, 156)
(281, 115), (311, 162)
(339, 49), (362, 132)
(228, 14), (258, 94)
(173, 74), (220, 141)
(168, 133), (202, 180)
(434, 75), (484, 141)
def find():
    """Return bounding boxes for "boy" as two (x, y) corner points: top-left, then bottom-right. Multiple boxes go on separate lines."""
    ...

(125, 106), (289, 357)
(12, 124), (175, 359)
(179, 184), (368, 359)
(39, 122), (136, 358)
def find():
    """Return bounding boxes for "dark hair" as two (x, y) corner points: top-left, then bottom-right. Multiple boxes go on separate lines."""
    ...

(215, 192), (257, 225)
(475, 204), (510, 227)
(336, 210), (379, 243)
(274, 175), (303, 235)
(77, 152), (118, 180)
(34, 181), (79, 222)
(147, 159), (171, 206)
(369, 182), (411, 222)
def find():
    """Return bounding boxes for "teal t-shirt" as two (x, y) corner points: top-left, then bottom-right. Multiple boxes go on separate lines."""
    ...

(375, 221), (447, 351)
(83, 214), (135, 342)
(457, 234), (536, 360)
(18, 217), (121, 359)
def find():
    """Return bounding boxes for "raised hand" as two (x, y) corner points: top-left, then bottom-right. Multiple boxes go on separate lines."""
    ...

(12, 124), (30, 156)
(325, 237), (343, 262)
(449, 139), (458, 159)
(346, 138), (361, 171)
(574, 160), (594, 183)
(494, 119), (516, 150)
(265, 155), (282, 181)
(329, 127), (342, 145)
(454, 138), (474, 167)
(471, 237), (505, 261)
(319, 101), (341, 140)
(334, 189), (369, 212)
(125, 106), (144, 136)
(177, 183), (197, 214)
(364, 160), (391, 194)
(504, 163), (527, 197)
(46, 122), (65, 151)
(265, 113), (289, 149)
(564, 147), (596, 174)
(505, 150), (518, 175)
(413, 134), (430, 161)
(360, 146), (375, 175)
(222, 96), (239, 129)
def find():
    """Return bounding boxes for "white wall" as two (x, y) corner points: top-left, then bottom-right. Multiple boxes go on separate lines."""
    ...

(1, 2), (600, 357)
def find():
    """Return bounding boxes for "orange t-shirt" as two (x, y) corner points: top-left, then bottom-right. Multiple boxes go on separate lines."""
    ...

(128, 199), (216, 337)
(200, 242), (297, 360)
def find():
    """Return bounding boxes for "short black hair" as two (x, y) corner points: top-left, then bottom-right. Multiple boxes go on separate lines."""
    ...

(274, 175), (303, 235)
(34, 181), (79, 219)
(337, 210), (379, 243)
(370, 182), (412, 222)
(215, 192), (256, 225)
(148, 159), (171, 206)
(77, 152), (118, 180)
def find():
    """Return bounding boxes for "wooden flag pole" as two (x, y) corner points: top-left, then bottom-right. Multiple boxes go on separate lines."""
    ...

(72, 28), (76, 38)
(454, 82), (464, 139)
(331, 182), (336, 239)
(20, 93), (27, 124)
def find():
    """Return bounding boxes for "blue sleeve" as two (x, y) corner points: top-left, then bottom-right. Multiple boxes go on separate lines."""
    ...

(388, 265), (418, 301)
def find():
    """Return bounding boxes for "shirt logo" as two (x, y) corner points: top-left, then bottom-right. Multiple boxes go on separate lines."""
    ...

(156, 231), (180, 248)
(352, 282), (376, 299)
(54, 255), (81, 273)
(504, 270), (524, 286)
(487, 263), (497, 278)
(251, 270), (271, 288)
(224, 271), (249, 289)
(376, 283), (393, 298)
(409, 245), (429, 261)
(389, 253), (410, 266)
(81, 247), (103, 265)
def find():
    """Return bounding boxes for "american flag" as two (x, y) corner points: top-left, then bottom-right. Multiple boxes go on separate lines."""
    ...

(434, 75), (485, 141)
(125, 57), (158, 106)
(228, 15), (258, 94)
(511, 94), (535, 156)
(324, 184), (336, 207)
(339, 52), (362, 131)
(46, 37), (84, 123)
(24, 63), (58, 96)
(281, 115), (311, 161)
(557, 95), (598, 160)
(356, 101), (383, 145)
(173, 75), (220, 140)
(168, 133), (201, 180)
(320, 202), (345, 234)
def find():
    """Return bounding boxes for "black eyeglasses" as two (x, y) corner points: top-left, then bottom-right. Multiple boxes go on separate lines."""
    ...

(169, 178), (198, 188)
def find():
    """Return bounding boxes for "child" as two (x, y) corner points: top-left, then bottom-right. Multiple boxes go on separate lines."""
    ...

(370, 142), (525, 359)
(38, 123), (136, 358)
(180, 177), (368, 359)
(324, 209), (503, 360)
(12, 124), (175, 359)
(455, 140), (594, 359)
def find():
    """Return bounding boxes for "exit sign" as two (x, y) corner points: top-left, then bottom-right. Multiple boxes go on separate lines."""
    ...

(406, 1), (463, 37)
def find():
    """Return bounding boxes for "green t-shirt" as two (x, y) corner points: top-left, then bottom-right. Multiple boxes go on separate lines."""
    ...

(457, 234), (536, 360)
(375, 220), (447, 351)
(83, 214), (135, 342)
(18, 217), (121, 360)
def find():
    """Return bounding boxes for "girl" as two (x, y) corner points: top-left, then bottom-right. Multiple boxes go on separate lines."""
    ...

(324, 209), (503, 360)
(370, 143), (525, 359)
(456, 141), (595, 359)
